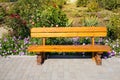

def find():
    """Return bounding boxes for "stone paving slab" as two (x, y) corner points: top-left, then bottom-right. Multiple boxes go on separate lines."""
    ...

(0, 56), (120, 80)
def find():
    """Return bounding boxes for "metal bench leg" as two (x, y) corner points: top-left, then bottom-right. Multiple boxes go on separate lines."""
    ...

(95, 52), (102, 65)
(37, 53), (44, 65)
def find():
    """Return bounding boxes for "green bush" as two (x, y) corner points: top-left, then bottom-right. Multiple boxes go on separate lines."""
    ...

(107, 14), (120, 40)
(5, 14), (30, 39)
(10, 0), (44, 27)
(53, 0), (67, 9)
(76, 0), (88, 7)
(0, 0), (17, 2)
(0, 6), (5, 23)
(87, 1), (99, 12)
(37, 6), (68, 27)
(10, 0), (68, 27)
(97, 0), (119, 10)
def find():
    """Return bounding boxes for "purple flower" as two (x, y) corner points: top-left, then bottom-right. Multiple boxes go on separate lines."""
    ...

(98, 38), (103, 43)
(72, 37), (79, 45)
(72, 37), (79, 42)
(24, 37), (29, 45)
(18, 36), (21, 39)
(111, 52), (115, 56)
(82, 52), (85, 57)
(13, 36), (16, 40)
(4, 38), (7, 42)
(110, 50), (115, 56)
(103, 56), (108, 59)
(19, 52), (25, 56)
(13, 50), (16, 53)
(107, 51), (111, 56)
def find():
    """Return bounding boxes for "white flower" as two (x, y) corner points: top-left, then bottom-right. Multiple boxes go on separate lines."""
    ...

(112, 45), (115, 48)
(83, 43), (85, 45)
(105, 43), (108, 45)
(119, 52), (120, 55)
(116, 39), (119, 42)
(116, 44), (119, 47)
(105, 39), (109, 43)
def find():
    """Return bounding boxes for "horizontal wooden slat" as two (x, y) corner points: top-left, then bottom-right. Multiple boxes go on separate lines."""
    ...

(31, 27), (107, 33)
(28, 45), (111, 52)
(31, 27), (107, 37)
(31, 32), (107, 37)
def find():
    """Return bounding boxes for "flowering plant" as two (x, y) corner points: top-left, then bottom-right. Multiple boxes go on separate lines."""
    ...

(5, 14), (30, 39)
(0, 36), (42, 57)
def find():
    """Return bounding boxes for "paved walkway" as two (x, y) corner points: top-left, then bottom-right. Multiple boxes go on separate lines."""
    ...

(0, 56), (120, 80)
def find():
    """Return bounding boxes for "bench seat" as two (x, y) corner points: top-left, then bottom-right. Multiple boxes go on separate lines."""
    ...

(28, 45), (111, 52)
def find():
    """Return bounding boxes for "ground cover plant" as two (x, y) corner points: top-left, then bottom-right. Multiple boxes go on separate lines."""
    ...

(0, 36), (42, 56)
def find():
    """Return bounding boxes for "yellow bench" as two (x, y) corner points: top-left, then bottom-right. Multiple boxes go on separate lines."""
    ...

(28, 27), (111, 65)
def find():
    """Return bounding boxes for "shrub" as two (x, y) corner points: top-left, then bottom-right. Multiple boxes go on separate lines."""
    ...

(0, 6), (5, 23)
(10, 0), (44, 27)
(54, 0), (67, 9)
(107, 14), (120, 40)
(38, 6), (68, 27)
(10, 0), (68, 27)
(82, 16), (99, 26)
(5, 14), (30, 39)
(87, 1), (99, 12)
(97, 0), (119, 10)
(0, 0), (17, 2)
(76, 0), (88, 7)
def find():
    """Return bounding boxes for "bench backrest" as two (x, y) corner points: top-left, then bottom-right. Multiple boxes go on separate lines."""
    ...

(31, 27), (107, 45)
(31, 27), (107, 38)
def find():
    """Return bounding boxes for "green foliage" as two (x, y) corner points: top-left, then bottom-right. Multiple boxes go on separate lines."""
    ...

(87, 1), (99, 12)
(0, 0), (9, 2)
(79, 37), (91, 44)
(0, 0), (17, 2)
(10, 0), (44, 27)
(5, 14), (30, 39)
(9, 0), (68, 27)
(52, 0), (67, 9)
(76, 0), (120, 10)
(107, 14), (120, 40)
(97, 0), (120, 10)
(46, 38), (73, 45)
(37, 6), (68, 27)
(82, 16), (99, 26)
(0, 6), (5, 23)
(76, 0), (88, 7)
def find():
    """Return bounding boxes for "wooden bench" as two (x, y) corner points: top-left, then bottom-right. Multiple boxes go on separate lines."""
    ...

(28, 27), (111, 65)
